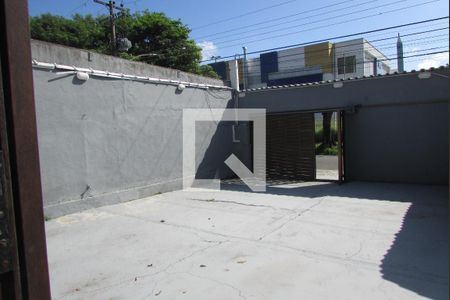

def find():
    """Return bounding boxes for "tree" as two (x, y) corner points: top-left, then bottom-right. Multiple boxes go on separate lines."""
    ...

(30, 13), (108, 50)
(29, 11), (219, 78)
(322, 112), (333, 147)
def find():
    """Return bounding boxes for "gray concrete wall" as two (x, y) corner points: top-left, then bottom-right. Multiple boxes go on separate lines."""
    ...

(345, 102), (448, 184)
(31, 40), (234, 217)
(239, 70), (449, 185)
(31, 40), (225, 86)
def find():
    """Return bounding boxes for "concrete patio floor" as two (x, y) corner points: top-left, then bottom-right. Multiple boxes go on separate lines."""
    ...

(45, 181), (448, 300)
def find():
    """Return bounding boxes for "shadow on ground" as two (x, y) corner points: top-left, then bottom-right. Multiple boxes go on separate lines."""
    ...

(380, 196), (448, 300)
(219, 180), (449, 299)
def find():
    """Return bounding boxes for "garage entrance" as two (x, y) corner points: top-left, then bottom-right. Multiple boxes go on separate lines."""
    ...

(266, 110), (344, 183)
(266, 112), (316, 181)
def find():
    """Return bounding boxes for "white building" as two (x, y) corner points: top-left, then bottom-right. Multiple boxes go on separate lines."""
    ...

(210, 38), (390, 89)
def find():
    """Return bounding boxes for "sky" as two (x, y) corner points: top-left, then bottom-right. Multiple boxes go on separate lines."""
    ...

(28, 0), (449, 70)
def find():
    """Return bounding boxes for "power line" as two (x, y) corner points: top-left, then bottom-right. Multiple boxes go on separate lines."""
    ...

(245, 38), (449, 73)
(93, 0), (126, 51)
(123, 0), (145, 4)
(244, 40), (447, 72)
(245, 41), (449, 74)
(193, 0), (355, 40)
(383, 45), (448, 57)
(209, 0), (412, 44)
(242, 29), (449, 69)
(211, 0), (411, 45)
(214, 0), (440, 48)
(244, 48), (449, 78)
(68, 0), (89, 15)
(248, 44), (448, 77)
(200, 16), (449, 63)
(197, 0), (447, 43)
(342, 21), (449, 41)
(191, 0), (298, 31)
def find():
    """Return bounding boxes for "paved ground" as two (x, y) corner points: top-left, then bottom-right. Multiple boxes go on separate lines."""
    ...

(316, 155), (338, 170)
(316, 155), (338, 180)
(46, 182), (448, 300)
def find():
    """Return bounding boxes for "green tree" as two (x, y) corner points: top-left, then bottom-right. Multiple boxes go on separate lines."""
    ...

(29, 11), (219, 78)
(322, 112), (333, 147)
(30, 13), (107, 50)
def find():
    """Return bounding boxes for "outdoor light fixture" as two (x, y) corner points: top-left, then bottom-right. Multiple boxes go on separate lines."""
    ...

(76, 72), (89, 81)
(177, 83), (186, 91)
(117, 37), (132, 52)
(418, 72), (431, 79)
(333, 81), (344, 88)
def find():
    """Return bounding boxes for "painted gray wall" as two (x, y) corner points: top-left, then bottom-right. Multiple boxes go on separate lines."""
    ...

(31, 40), (223, 86)
(31, 40), (234, 217)
(239, 70), (449, 185)
(31, 40), (448, 219)
(345, 102), (448, 184)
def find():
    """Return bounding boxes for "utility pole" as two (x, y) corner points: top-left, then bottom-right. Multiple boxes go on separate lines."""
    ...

(93, 0), (125, 52)
(397, 33), (404, 72)
(242, 46), (248, 90)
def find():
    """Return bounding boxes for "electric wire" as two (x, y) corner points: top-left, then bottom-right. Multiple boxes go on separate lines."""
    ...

(68, 0), (89, 15)
(209, 27), (449, 70)
(214, 0), (440, 49)
(191, 0), (298, 31)
(241, 30), (449, 70)
(203, 0), (411, 43)
(200, 16), (449, 63)
(239, 23), (449, 65)
(193, 0), (357, 40)
(245, 43), (449, 76)
(244, 49), (449, 79)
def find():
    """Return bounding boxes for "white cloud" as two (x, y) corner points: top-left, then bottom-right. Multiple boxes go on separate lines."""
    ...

(197, 41), (218, 61)
(417, 52), (449, 70)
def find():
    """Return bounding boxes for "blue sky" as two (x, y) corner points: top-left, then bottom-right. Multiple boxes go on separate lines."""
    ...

(29, 0), (449, 70)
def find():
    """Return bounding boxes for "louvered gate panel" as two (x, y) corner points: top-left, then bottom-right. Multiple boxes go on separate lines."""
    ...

(266, 112), (316, 181)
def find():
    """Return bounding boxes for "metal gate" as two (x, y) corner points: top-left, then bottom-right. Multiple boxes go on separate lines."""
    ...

(266, 112), (316, 181)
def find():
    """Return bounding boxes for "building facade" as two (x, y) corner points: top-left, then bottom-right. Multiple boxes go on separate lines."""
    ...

(210, 38), (390, 89)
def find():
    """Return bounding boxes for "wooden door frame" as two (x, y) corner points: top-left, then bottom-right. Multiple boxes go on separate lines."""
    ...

(0, 0), (51, 299)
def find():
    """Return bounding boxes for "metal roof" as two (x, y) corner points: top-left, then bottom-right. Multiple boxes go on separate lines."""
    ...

(243, 66), (449, 93)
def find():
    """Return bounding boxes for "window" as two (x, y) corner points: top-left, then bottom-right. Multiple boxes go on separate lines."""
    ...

(337, 57), (345, 75)
(345, 56), (356, 73)
(337, 55), (356, 75)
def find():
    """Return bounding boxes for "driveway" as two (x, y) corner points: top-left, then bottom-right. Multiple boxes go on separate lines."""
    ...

(316, 155), (338, 180)
(46, 182), (448, 300)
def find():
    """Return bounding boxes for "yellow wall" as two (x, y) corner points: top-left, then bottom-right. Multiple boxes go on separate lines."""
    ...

(304, 42), (334, 73)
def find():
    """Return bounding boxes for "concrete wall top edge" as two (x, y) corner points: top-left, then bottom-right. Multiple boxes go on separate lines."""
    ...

(31, 39), (227, 86)
(239, 70), (449, 112)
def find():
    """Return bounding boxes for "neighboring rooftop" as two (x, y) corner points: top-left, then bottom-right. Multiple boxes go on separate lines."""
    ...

(242, 66), (449, 92)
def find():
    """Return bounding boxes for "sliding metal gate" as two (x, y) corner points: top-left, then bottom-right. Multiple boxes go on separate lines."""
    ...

(266, 112), (316, 181)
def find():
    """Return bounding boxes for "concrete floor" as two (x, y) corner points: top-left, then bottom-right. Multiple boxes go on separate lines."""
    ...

(46, 182), (448, 300)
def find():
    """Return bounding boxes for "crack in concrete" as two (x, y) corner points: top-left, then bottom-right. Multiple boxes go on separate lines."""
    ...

(167, 270), (247, 300)
(61, 238), (228, 298)
(258, 198), (324, 241)
(346, 241), (363, 259)
(98, 203), (384, 270)
(189, 197), (296, 213)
